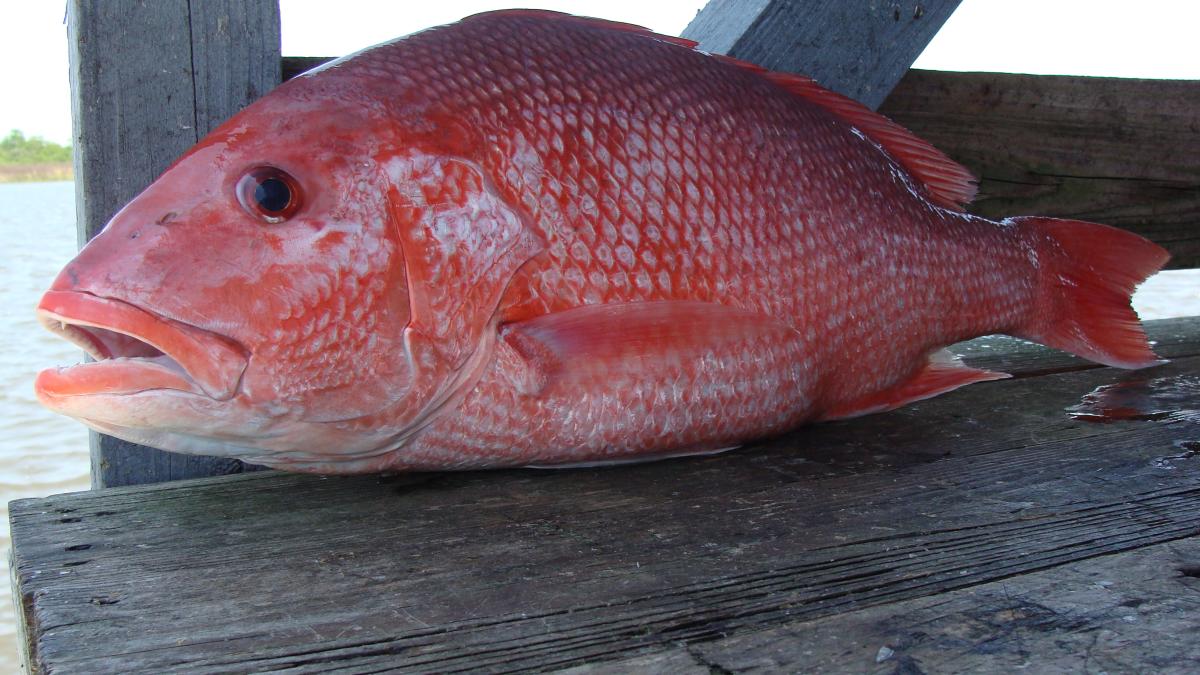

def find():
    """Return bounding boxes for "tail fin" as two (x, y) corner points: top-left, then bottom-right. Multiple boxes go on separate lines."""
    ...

(1010, 216), (1169, 369)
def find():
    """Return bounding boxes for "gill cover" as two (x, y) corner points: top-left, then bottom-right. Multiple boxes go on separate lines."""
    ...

(339, 152), (544, 438)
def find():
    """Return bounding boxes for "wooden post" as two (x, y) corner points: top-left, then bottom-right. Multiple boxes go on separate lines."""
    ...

(67, 0), (281, 487)
(682, 0), (962, 109)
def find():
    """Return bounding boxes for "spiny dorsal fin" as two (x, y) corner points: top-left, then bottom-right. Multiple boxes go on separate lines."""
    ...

(472, 10), (978, 211)
(465, 9), (701, 49)
(759, 70), (978, 210)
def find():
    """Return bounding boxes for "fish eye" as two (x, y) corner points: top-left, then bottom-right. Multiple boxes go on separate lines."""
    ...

(236, 167), (302, 223)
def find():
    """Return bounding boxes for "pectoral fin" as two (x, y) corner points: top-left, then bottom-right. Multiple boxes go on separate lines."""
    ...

(484, 301), (819, 466)
(495, 301), (803, 396)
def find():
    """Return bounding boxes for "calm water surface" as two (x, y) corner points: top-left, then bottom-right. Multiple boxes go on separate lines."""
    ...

(0, 180), (90, 672)
(0, 180), (1196, 670)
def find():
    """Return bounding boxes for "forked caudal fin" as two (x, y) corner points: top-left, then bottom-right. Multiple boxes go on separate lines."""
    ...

(1010, 216), (1170, 369)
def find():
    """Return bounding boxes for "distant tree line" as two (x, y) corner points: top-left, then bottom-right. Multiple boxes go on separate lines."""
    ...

(0, 130), (72, 164)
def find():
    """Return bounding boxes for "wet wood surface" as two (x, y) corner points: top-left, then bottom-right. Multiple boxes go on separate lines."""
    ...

(10, 317), (1200, 673)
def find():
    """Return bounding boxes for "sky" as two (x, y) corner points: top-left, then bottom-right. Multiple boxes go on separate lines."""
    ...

(0, 0), (1198, 146)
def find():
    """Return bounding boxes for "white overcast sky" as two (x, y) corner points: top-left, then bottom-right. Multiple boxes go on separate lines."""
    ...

(1, 1), (1198, 145)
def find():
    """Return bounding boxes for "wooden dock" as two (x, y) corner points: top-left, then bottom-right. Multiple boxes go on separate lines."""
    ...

(9, 317), (1200, 672)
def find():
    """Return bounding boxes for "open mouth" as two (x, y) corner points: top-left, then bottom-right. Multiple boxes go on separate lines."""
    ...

(35, 290), (248, 401)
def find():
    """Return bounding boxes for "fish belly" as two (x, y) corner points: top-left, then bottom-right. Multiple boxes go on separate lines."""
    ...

(399, 301), (817, 469)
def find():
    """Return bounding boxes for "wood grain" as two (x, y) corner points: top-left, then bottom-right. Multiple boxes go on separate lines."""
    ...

(681, 0), (962, 109)
(601, 538), (1200, 672)
(188, 1), (281, 137)
(67, 0), (280, 487)
(10, 318), (1200, 672)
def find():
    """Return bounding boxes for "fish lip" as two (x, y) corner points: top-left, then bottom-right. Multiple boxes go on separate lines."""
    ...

(35, 290), (249, 401)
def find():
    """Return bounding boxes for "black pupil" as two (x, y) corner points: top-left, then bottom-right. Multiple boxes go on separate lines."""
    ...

(254, 177), (291, 213)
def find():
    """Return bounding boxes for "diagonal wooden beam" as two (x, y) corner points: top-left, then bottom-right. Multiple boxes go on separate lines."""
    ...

(682, 0), (962, 109)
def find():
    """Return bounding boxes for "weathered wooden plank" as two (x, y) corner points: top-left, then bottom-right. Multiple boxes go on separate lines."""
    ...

(665, 538), (1200, 672)
(680, 0), (962, 109)
(69, 0), (194, 246)
(10, 319), (1199, 672)
(879, 70), (1200, 269)
(67, 0), (280, 487)
(188, 1), (281, 137)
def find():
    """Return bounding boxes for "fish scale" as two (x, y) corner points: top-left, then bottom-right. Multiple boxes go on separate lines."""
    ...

(34, 10), (1168, 473)
(406, 304), (817, 470)
(334, 13), (1024, 465)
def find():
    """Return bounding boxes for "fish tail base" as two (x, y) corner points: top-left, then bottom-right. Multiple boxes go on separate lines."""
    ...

(1010, 216), (1169, 369)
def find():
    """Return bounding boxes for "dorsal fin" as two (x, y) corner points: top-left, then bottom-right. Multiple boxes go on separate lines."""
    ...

(463, 9), (700, 49)
(469, 10), (977, 211)
(759, 70), (978, 210)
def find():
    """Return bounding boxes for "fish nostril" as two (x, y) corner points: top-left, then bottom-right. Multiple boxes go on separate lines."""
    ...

(155, 211), (178, 226)
(61, 266), (80, 289)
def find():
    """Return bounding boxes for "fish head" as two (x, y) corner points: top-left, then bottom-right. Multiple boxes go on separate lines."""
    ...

(32, 79), (509, 472)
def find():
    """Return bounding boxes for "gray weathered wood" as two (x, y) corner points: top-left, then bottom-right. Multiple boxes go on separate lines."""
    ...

(189, 1), (282, 137)
(67, 0), (280, 488)
(9, 318), (1200, 672)
(681, 0), (962, 109)
(602, 538), (1200, 672)
(880, 70), (1200, 270)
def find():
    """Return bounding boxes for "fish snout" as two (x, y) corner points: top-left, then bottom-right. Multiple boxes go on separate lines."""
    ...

(36, 290), (249, 402)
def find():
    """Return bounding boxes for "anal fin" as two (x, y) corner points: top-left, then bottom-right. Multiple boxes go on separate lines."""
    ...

(819, 350), (1009, 421)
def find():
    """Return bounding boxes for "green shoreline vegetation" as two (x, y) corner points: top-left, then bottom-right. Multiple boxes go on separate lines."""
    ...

(0, 130), (73, 183)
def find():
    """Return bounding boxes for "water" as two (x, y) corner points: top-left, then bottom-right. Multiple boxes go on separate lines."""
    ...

(0, 180), (1196, 670)
(0, 180), (91, 672)
(1133, 269), (1200, 322)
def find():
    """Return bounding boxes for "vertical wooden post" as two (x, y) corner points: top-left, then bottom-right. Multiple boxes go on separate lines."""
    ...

(67, 0), (281, 487)
(682, 0), (962, 109)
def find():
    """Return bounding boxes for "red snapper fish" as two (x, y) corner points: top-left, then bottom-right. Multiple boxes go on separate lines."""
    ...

(36, 11), (1168, 473)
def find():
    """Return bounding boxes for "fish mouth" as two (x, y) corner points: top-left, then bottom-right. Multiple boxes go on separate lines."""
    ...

(35, 290), (249, 402)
